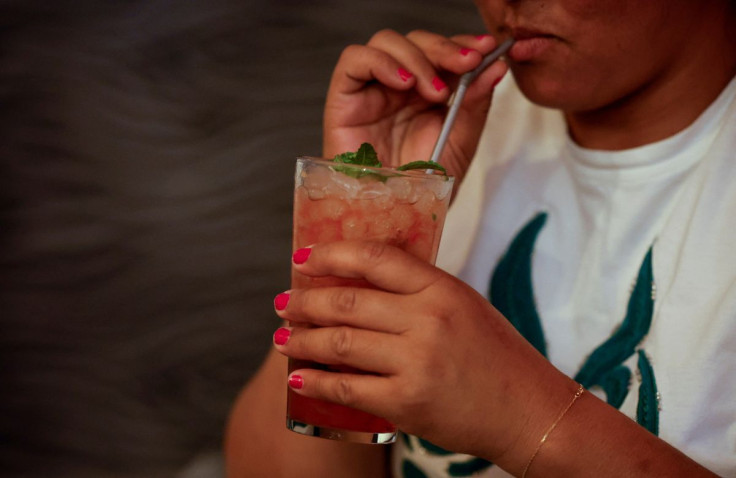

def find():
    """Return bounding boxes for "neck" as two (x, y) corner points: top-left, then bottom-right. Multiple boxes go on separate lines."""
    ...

(566, 6), (736, 150)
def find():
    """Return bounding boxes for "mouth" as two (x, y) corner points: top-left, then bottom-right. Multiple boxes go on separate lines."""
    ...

(510, 26), (554, 41)
(506, 27), (558, 62)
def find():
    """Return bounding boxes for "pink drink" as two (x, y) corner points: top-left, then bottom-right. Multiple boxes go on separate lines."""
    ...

(286, 157), (454, 444)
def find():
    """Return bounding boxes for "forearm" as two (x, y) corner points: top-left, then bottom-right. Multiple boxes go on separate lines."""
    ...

(493, 371), (717, 477)
(224, 348), (389, 478)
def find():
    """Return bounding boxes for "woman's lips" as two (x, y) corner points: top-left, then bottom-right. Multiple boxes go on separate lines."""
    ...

(507, 28), (557, 62)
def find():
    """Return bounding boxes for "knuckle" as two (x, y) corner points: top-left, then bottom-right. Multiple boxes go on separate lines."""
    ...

(362, 241), (389, 264)
(335, 376), (354, 406)
(331, 288), (357, 314)
(331, 326), (353, 358)
(406, 28), (429, 39)
(340, 44), (362, 60)
(369, 28), (398, 43)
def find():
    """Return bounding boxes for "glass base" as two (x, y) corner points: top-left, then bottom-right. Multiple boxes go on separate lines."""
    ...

(287, 419), (397, 444)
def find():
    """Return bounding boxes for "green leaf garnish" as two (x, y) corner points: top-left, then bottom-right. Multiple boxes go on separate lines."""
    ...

(334, 142), (382, 168)
(396, 160), (447, 175)
(333, 143), (384, 180)
(331, 144), (448, 181)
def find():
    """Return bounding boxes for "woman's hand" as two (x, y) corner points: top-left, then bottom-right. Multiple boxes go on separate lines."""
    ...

(323, 31), (508, 184)
(272, 241), (572, 469)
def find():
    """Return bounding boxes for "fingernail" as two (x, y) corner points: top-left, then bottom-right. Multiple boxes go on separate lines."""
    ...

(274, 327), (291, 346)
(492, 76), (503, 88)
(475, 34), (491, 40)
(274, 292), (290, 311)
(293, 247), (312, 264)
(397, 67), (413, 82)
(288, 374), (304, 390)
(459, 47), (473, 56)
(432, 76), (446, 92)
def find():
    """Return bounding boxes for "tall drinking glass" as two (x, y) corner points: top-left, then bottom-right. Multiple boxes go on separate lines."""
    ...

(286, 157), (454, 444)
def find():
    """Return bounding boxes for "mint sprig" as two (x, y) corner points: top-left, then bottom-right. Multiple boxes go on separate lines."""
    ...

(331, 143), (448, 180)
(333, 143), (383, 180)
(334, 143), (382, 168)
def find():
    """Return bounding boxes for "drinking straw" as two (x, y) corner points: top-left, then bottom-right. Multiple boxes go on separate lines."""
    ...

(428, 38), (515, 164)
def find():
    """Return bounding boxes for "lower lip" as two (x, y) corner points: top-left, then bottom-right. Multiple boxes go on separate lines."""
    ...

(508, 36), (555, 62)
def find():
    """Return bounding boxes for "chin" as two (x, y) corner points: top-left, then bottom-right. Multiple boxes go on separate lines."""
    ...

(510, 67), (606, 112)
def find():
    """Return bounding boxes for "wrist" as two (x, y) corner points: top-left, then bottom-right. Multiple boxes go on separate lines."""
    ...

(492, 364), (581, 476)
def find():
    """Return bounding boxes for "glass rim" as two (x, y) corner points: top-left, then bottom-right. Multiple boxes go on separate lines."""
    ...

(297, 156), (454, 182)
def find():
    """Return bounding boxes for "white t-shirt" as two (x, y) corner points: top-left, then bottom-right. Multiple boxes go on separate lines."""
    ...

(393, 75), (736, 477)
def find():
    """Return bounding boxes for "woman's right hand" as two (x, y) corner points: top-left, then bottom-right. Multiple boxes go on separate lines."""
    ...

(323, 30), (508, 183)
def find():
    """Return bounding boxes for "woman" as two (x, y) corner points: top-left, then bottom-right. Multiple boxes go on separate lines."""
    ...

(226, 0), (736, 476)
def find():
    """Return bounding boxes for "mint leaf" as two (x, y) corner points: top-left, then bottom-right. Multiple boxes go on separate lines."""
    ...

(355, 143), (381, 167)
(333, 151), (357, 163)
(332, 143), (384, 180)
(334, 143), (381, 167)
(396, 161), (447, 175)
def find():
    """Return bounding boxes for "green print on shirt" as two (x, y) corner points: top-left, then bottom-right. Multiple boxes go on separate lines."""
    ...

(401, 432), (493, 477)
(401, 212), (659, 477)
(489, 212), (659, 435)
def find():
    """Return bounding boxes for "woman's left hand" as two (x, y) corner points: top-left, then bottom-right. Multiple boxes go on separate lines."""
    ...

(272, 240), (573, 465)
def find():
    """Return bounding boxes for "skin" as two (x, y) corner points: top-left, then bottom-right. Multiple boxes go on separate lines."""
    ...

(226, 1), (736, 476)
(474, 0), (736, 149)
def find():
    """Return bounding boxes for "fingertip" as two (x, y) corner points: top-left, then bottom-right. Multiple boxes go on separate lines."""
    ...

(472, 34), (504, 55)
(274, 327), (292, 346)
(288, 373), (304, 390)
(293, 247), (312, 265)
(274, 291), (291, 311)
(432, 76), (448, 92)
(476, 59), (509, 90)
(397, 67), (413, 82)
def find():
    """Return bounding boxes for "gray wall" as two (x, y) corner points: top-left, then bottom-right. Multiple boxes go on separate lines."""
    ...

(0, 1), (483, 476)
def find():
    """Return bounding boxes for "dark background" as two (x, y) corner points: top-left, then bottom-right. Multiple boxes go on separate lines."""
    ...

(0, 1), (483, 476)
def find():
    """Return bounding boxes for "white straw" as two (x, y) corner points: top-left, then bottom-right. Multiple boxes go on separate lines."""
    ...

(428, 38), (515, 164)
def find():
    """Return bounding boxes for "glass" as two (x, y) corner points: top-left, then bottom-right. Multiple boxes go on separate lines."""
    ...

(286, 157), (454, 444)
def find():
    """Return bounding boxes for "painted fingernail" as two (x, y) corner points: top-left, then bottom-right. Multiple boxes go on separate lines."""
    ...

(293, 247), (312, 264)
(432, 76), (447, 92)
(475, 34), (491, 40)
(274, 327), (291, 346)
(397, 67), (413, 82)
(274, 292), (290, 311)
(288, 374), (304, 390)
(459, 47), (473, 56)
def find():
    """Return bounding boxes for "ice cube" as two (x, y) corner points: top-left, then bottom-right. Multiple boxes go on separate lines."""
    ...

(358, 181), (388, 199)
(314, 197), (347, 220)
(326, 170), (361, 198)
(413, 189), (437, 215)
(386, 176), (412, 202)
(303, 164), (333, 198)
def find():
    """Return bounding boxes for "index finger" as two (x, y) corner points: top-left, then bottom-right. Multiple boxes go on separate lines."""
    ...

(292, 241), (445, 295)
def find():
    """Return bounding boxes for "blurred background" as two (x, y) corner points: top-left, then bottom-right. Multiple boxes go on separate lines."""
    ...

(0, 1), (483, 476)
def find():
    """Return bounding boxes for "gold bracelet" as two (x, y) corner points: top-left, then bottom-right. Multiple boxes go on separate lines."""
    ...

(521, 384), (585, 478)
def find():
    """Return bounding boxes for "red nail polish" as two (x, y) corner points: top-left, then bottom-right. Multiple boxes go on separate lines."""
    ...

(397, 67), (413, 82)
(432, 76), (446, 92)
(274, 292), (290, 311)
(475, 34), (491, 40)
(274, 327), (291, 346)
(289, 374), (304, 390)
(293, 247), (311, 264)
(459, 47), (473, 56)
